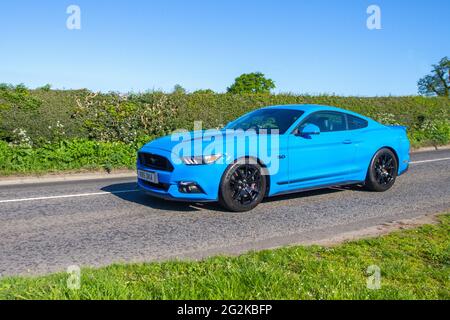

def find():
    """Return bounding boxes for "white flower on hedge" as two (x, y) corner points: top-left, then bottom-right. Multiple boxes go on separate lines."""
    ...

(12, 128), (32, 147)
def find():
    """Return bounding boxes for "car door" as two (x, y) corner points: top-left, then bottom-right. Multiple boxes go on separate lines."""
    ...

(287, 111), (358, 188)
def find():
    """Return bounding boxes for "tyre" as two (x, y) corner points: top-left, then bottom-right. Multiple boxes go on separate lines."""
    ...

(365, 148), (398, 192)
(219, 159), (267, 212)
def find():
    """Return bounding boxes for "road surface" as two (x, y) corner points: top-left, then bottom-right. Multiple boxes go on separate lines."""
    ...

(1, 150), (449, 276)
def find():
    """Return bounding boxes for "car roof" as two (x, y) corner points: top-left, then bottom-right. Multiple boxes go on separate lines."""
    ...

(263, 104), (344, 112)
(261, 104), (372, 120)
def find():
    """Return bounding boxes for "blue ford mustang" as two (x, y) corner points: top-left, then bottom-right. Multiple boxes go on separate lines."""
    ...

(137, 105), (410, 211)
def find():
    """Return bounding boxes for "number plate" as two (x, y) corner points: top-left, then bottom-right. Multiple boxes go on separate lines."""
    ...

(138, 170), (159, 184)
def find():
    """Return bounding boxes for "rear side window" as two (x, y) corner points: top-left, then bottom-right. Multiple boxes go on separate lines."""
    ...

(347, 115), (368, 130)
(300, 112), (347, 132)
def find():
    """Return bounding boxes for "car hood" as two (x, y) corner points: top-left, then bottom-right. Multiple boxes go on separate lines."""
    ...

(141, 129), (277, 155)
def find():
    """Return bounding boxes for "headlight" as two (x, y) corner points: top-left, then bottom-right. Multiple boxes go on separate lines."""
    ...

(181, 154), (222, 165)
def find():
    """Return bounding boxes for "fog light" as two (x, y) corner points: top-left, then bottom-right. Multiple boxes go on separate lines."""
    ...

(178, 182), (204, 194)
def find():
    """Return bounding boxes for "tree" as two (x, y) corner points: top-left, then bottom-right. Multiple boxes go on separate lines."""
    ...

(417, 57), (449, 97)
(38, 84), (52, 91)
(227, 72), (275, 94)
(172, 84), (187, 94)
(193, 89), (215, 94)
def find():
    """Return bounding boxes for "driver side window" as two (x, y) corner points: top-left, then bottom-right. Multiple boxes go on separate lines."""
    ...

(299, 112), (346, 132)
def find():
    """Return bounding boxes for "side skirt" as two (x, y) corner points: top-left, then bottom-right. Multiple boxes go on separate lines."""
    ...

(269, 180), (364, 197)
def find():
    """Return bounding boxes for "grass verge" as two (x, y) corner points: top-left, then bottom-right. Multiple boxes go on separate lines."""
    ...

(1, 214), (449, 300)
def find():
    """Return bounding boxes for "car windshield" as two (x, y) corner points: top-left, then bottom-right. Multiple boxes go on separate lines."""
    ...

(226, 109), (304, 134)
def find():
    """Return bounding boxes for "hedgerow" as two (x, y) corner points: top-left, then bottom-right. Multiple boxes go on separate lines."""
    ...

(0, 87), (449, 174)
(1, 88), (449, 145)
(0, 139), (146, 175)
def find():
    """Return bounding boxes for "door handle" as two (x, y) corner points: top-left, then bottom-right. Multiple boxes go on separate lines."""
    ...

(342, 140), (352, 144)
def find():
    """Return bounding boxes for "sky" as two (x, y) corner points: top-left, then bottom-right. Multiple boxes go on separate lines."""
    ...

(0, 0), (449, 96)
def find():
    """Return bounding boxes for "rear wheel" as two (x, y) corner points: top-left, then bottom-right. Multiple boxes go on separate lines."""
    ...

(365, 148), (398, 192)
(219, 159), (266, 212)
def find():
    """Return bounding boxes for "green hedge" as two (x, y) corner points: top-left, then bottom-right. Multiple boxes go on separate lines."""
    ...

(0, 139), (139, 175)
(1, 87), (449, 146)
(0, 88), (449, 174)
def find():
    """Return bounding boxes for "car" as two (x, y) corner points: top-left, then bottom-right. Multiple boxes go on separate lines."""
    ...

(137, 104), (410, 212)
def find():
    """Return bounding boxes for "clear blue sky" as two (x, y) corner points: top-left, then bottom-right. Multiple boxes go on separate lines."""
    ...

(1, 0), (448, 96)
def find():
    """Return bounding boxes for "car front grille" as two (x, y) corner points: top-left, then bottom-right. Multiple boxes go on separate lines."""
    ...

(138, 152), (174, 172)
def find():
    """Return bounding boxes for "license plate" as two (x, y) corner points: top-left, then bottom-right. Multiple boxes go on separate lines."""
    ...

(138, 170), (159, 184)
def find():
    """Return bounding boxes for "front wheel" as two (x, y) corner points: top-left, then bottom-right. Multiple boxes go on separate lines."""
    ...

(365, 148), (398, 192)
(219, 159), (266, 212)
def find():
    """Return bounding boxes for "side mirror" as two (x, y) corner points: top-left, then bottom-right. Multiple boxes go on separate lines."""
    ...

(297, 124), (321, 136)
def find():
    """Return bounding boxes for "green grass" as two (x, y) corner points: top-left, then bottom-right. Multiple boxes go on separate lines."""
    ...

(1, 214), (449, 300)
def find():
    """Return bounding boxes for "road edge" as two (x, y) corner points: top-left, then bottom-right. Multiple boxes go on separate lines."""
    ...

(161, 212), (446, 263)
(0, 171), (137, 186)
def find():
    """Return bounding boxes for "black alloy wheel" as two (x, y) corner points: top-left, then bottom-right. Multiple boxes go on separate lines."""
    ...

(219, 160), (266, 212)
(365, 148), (398, 192)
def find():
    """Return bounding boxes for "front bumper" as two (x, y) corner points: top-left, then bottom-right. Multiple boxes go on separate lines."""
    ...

(398, 163), (409, 176)
(137, 147), (225, 202)
(398, 152), (410, 176)
(137, 183), (216, 202)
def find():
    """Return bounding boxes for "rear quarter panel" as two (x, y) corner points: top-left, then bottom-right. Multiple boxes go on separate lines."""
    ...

(351, 121), (410, 180)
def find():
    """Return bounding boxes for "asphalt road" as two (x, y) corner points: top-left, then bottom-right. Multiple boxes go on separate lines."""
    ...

(1, 150), (449, 276)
